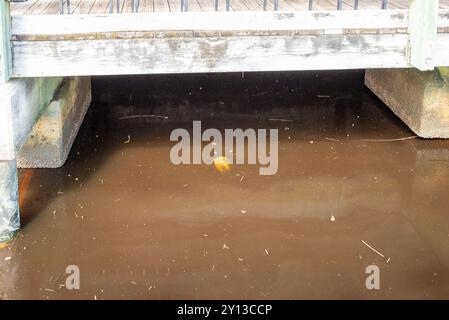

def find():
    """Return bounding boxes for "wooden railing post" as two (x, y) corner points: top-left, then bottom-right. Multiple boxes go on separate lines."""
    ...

(0, 0), (17, 243)
(408, 0), (439, 71)
(0, 0), (11, 82)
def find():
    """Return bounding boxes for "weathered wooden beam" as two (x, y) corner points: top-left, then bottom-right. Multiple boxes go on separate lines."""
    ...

(434, 33), (449, 67)
(11, 10), (410, 36)
(408, 0), (439, 70)
(0, 0), (12, 82)
(12, 34), (410, 77)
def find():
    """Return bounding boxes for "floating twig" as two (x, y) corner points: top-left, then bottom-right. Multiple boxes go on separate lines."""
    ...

(118, 115), (168, 120)
(268, 118), (294, 122)
(361, 240), (385, 258)
(360, 136), (418, 142)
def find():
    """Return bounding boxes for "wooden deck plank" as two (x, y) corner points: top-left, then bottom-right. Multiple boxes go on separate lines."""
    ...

(69, 0), (84, 14)
(26, 0), (54, 15)
(309, 0), (335, 10)
(16, 1), (41, 15)
(230, 0), (248, 11)
(154, 0), (170, 11)
(10, 0), (40, 15)
(280, 0), (307, 11)
(212, 0), (228, 11)
(186, 0), (204, 12)
(9, 0), (449, 15)
(389, 0), (410, 9)
(123, 0), (151, 13)
(44, 0), (63, 14)
(76, 0), (98, 14)
(167, 0), (179, 11)
(139, 0), (154, 12)
(196, 0), (215, 11)
(238, 0), (262, 11)
(121, 0), (134, 13)
(201, 0), (230, 11)
(89, 0), (109, 13)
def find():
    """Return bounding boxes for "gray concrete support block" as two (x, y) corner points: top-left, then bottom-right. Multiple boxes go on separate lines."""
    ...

(17, 77), (92, 168)
(365, 68), (449, 138)
(0, 77), (63, 160)
(0, 160), (19, 243)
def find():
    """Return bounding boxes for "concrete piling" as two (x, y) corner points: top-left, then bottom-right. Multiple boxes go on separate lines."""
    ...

(365, 68), (449, 138)
(17, 77), (92, 168)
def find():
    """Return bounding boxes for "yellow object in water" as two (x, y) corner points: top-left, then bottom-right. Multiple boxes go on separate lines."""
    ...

(0, 237), (15, 249)
(213, 156), (231, 173)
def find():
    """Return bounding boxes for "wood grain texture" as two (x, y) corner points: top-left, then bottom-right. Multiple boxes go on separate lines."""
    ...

(0, 0), (11, 82)
(10, 0), (449, 15)
(6, 0), (449, 15)
(11, 10), (411, 36)
(12, 33), (410, 77)
(6, 2), (449, 78)
(408, 0), (439, 70)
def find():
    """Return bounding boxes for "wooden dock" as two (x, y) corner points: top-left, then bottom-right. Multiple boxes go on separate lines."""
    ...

(6, 1), (449, 78)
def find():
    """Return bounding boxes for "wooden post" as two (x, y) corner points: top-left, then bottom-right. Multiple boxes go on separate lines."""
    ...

(408, 0), (439, 71)
(0, 160), (19, 243)
(0, 0), (11, 82)
(0, 1), (16, 242)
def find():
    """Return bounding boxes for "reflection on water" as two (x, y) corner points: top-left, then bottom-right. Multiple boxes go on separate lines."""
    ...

(1, 71), (449, 299)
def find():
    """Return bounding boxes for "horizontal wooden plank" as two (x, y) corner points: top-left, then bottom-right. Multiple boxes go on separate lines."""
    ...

(11, 10), (410, 36)
(11, 33), (410, 77)
(18, 0), (449, 16)
(439, 10), (449, 28)
(12, 28), (413, 41)
(435, 33), (449, 66)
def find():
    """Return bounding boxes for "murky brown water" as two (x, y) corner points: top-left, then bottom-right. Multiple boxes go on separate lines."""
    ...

(1, 71), (449, 300)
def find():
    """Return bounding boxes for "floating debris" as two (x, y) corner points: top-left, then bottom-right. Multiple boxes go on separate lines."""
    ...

(361, 240), (385, 258)
(213, 156), (231, 173)
(360, 136), (418, 142)
(118, 115), (168, 120)
(123, 135), (131, 144)
(324, 137), (340, 142)
(268, 118), (293, 122)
